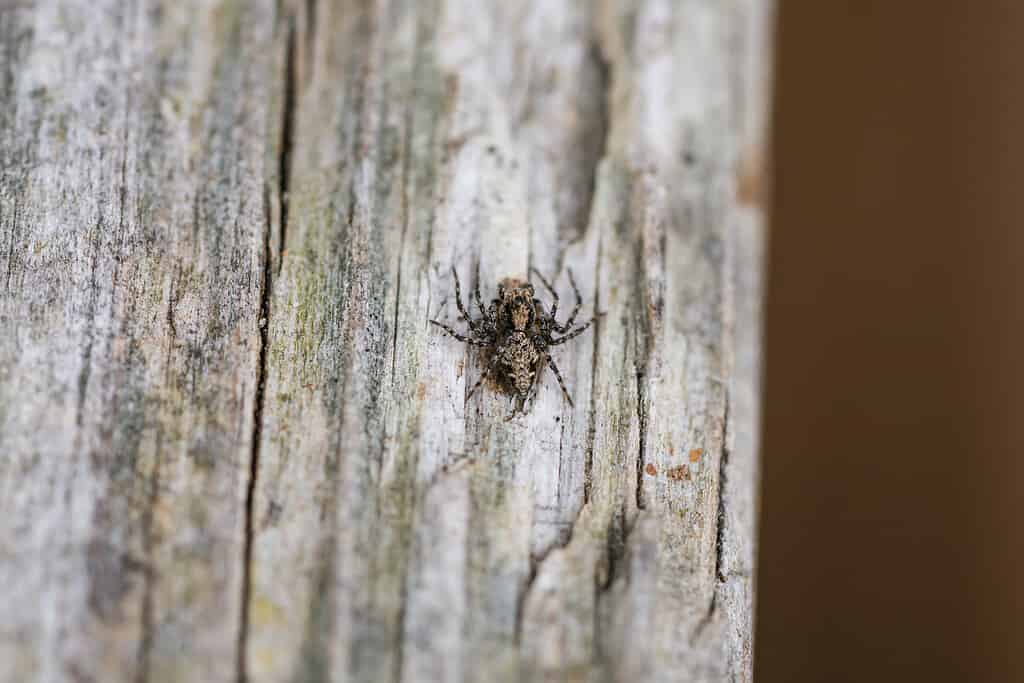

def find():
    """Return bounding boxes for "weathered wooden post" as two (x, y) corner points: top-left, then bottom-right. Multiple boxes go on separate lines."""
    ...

(0, 1), (771, 680)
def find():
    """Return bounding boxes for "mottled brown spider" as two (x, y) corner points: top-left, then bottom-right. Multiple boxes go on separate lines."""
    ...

(431, 266), (601, 417)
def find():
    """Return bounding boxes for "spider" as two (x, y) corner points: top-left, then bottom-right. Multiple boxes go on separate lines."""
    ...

(430, 265), (601, 416)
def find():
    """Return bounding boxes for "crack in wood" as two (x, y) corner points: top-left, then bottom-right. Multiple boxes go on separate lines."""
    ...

(277, 13), (297, 277)
(576, 37), (611, 243)
(75, 212), (103, 430)
(635, 367), (647, 510)
(3, 196), (18, 292)
(690, 585), (718, 645)
(513, 491), (585, 646)
(236, 182), (274, 683)
(134, 430), (161, 683)
(584, 232), (605, 507)
(691, 394), (733, 645)
(714, 395), (731, 585)
(236, 15), (296, 668)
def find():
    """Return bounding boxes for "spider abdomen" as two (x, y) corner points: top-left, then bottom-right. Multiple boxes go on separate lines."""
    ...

(498, 331), (540, 396)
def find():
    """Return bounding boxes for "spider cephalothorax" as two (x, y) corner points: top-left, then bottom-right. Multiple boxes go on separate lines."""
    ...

(431, 266), (601, 417)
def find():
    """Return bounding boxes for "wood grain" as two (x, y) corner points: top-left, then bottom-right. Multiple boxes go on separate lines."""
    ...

(0, 2), (285, 680)
(0, 1), (771, 681)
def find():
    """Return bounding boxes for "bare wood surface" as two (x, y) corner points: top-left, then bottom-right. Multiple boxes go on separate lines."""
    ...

(0, 2), (285, 681)
(0, 1), (771, 682)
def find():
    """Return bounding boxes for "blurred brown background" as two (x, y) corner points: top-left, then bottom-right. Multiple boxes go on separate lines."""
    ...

(759, 2), (1023, 681)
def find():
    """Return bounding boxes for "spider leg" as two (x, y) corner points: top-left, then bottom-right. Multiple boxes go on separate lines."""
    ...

(451, 266), (480, 331)
(466, 356), (500, 400)
(554, 268), (583, 332)
(530, 266), (559, 320)
(549, 313), (602, 346)
(430, 320), (492, 346)
(472, 263), (491, 323)
(545, 354), (574, 407)
(505, 393), (526, 421)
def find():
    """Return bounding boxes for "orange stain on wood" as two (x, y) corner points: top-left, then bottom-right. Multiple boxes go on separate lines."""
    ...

(417, 382), (427, 400)
(645, 463), (658, 476)
(689, 448), (703, 463)
(666, 465), (690, 481)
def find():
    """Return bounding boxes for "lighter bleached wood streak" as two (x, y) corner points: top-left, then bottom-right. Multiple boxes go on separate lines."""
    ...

(0, 1), (771, 681)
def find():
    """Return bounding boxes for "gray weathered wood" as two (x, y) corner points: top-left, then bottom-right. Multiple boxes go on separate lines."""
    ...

(0, 1), (771, 681)
(0, 2), (286, 681)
